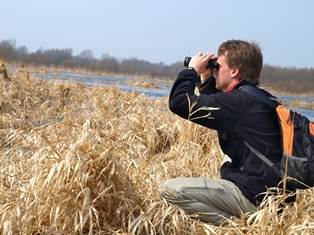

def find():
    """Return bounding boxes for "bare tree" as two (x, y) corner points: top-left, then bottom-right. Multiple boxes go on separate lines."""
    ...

(79, 49), (94, 68)
(0, 39), (16, 62)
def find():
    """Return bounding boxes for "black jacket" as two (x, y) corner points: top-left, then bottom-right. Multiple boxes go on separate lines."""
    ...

(169, 68), (285, 204)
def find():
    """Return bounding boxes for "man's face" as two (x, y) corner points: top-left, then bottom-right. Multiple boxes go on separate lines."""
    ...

(213, 54), (234, 91)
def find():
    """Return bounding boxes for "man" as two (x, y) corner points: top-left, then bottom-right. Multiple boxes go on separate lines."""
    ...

(160, 40), (287, 225)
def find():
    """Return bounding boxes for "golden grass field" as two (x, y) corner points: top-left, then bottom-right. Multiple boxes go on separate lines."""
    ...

(1, 62), (314, 234)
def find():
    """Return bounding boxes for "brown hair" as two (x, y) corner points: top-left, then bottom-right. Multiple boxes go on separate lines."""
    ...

(218, 39), (263, 86)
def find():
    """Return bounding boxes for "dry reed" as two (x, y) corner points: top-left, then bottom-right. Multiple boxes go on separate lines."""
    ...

(285, 100), (314, 111)
(125, 81), (161, 89)
(0, 62), (314, 234)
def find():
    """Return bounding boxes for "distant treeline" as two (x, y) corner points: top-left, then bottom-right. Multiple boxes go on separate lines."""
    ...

(1, 39), (313, 94)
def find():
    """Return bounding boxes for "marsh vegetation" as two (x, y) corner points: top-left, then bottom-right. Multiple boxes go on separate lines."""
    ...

(0, 62), (314, 234)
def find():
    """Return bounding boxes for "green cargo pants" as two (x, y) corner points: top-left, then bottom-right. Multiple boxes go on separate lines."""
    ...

(160, 178), (257, 225)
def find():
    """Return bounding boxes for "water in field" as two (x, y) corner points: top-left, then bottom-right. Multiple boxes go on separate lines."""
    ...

(40, 70), (314, 122)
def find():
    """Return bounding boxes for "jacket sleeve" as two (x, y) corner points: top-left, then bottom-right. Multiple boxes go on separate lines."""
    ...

(169, 68), (243, 133)
(168, 68), (198, 119)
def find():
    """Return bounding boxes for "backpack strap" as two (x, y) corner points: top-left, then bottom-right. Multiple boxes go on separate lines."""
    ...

(240, 85), (282, 172)
(242, 140), (276, 168)
(240, 85), (281, 108)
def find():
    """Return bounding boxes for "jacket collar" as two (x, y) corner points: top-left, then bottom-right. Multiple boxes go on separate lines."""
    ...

(226, 79), (251, 91)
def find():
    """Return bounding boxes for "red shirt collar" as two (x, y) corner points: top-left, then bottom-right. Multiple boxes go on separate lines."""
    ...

(226, 79), (244, 92)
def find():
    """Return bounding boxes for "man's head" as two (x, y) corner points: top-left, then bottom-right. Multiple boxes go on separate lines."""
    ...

(214, 40), (263, 90)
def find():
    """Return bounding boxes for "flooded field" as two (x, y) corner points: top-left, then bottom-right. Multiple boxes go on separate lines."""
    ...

(35, 68), (314, 121)
(1, 62), (314, 234)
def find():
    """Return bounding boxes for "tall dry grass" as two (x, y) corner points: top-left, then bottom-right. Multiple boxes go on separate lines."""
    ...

(0, 62), (314, 234)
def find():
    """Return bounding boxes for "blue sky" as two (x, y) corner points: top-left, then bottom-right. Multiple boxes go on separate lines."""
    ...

(2, 0), (314, 68)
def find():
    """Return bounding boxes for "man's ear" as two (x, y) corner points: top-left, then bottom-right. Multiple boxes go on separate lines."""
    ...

(231, 67), (240, 79)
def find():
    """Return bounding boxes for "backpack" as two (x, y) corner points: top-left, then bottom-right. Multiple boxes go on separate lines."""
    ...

(240, 85), (314, 189)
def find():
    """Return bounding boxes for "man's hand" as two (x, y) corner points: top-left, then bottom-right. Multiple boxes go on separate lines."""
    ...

(189, 52), (217, 75)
